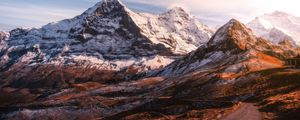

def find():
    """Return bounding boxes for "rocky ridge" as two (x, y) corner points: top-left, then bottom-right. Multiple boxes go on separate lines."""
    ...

(0, 0), (213, 72)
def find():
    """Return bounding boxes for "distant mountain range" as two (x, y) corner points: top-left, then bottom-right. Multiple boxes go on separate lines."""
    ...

(248, 11), (300, 47)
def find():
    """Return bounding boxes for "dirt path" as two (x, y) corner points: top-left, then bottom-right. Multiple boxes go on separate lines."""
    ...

(221, 103), (262, 120)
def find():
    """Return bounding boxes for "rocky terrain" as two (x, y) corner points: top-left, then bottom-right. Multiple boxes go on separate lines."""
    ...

(0, 0), (300, 120)
(157, 19), (298, 76)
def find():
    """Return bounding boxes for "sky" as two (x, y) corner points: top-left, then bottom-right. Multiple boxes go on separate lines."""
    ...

(1, 0), (300, 30)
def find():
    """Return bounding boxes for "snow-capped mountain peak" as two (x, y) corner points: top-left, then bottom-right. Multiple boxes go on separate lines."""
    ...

(157, 19), (299, 76)
(252, 17), (273, 29)
(164, 7), (191, 19)
(207, 19), (257, 51)
(126, 6), (213, 54)
(75, 0), (125, 15)
(0, 0), (212, 72)
(247, 11), (300, 47)
(88, 0), (125, 15)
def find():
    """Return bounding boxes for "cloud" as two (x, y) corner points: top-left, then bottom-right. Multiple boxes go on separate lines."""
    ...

(123, 0), (300, 26)
(0, 5), (80, 19)
(122, 0), (257, 25)
(0, 0), (90, 28)
(1, 0), (300, 29)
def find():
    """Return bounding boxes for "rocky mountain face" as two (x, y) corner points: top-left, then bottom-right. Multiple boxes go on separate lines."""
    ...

(1, 0), (300, 119)
(0, 0), (212, 73)
(131, 7), (213, 54)
(157, 19), (300, 76)
(0, 32), (8, 41)
(247, 11), (300, 47)
(1, 19), (299, 120)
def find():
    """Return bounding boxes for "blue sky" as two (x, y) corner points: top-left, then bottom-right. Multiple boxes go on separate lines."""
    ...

(1, 0), (300, 31)
(0, 0), (168, 29)
(0, 0), (97, 29)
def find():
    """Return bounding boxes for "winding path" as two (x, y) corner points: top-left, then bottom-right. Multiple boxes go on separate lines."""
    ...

(221, 103), (262, 120)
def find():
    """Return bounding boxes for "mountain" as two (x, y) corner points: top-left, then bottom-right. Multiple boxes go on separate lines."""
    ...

(157, 19), (299, 76)
(1, 19), (299, 120)
(247, 11), (300, 47)
(131, 7), (213, 53)
(0, 0), (212, 73)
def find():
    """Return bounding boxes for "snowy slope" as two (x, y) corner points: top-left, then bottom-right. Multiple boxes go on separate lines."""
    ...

(0, 0), (212, 72)
(158, 19), (299, 76)
(130, 7), (213, 54)
(247, 11), (300, 47)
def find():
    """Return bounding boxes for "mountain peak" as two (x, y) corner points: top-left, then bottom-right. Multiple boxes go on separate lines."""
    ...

(269, 11), (289, 16)
(227, 18), (239, 24)
(158, 19), (292, 76)
(1, 0), (213, 73)
(97, 0), (124, 13)
(207, 19), (257, 51)
(84, 0), (125, 15)
(248, 11), (300, 46)
(164, 6), (191, 18)
(169, 7), (186, 12)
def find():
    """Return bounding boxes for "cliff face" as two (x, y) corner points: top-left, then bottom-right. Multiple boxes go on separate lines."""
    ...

(0, 0), (213, 73)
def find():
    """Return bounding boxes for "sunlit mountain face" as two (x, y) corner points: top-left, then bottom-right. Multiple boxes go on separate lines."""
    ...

(0, 0), (300, 120)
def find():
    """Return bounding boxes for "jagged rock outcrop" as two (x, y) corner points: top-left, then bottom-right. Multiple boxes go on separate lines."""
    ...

(131, 7), (213, 53)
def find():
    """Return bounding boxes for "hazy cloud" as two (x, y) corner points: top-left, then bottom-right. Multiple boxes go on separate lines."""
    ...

(124, 0), (300, 26)
(1, 0), (300, 29)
